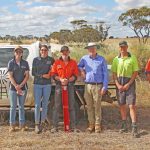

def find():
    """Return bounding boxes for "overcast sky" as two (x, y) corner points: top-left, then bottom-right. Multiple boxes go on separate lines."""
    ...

(0, 0), (149, 37)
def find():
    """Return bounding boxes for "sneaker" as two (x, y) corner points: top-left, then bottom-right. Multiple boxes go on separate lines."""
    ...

(95, 125), (102, 133)
(132, 125), (139, 138)
(86, 124), (95, 133)
(119, 121), (128, 133)
(9, 125), (16, 133)
(35, 124), (41, 134)
(51, 127), (58, 133)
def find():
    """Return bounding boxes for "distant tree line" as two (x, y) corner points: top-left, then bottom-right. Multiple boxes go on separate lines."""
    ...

(50, 20), (110, 44)
(0, 6), (149, 44)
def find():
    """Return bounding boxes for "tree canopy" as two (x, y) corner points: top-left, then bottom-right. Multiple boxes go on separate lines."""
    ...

(49, 19), (110, 44)
(119, 6), (150, 44)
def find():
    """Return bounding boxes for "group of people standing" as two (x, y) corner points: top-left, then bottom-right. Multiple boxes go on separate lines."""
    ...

(7, 41), (150, 138)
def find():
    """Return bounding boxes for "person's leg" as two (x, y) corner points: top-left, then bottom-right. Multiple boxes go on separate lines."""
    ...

(9, 90), (17, 129)
(117, 88), (128, 133)
(68, 84), (76, 129)
(51, 84), (62, 132)
(119, 104), (128, 133)
(34, 84), (42, 125)
(120, 105), (127, 120)
(129, 105), (136, 123)
(126, 83), (139, 137)
(84, 84), (95, 132)
(92, 84), (102, 133)
(129, 105), (139, 137)
(18, 90), (27, 131)
(41, 84), (51, 122)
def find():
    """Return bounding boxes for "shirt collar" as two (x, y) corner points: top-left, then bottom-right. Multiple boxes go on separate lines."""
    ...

(13, 57), (23, 64)
(89, 53), (99, 59)
(59, 56), (71, 61)
(118, 52), (131, 58)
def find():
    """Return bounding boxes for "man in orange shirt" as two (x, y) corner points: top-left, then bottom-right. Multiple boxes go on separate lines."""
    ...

(50, 46), (78, 133)
(145, 58), (150, 83)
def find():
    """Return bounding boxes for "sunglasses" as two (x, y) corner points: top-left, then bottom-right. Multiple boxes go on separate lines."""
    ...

(15, 51), (23, 54)
(40, 49), (48, 51)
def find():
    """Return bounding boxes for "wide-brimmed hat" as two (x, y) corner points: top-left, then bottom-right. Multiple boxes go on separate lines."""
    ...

(14, 45), (23, 52)
(84, 42), (98, 49)
(119, 41), (128, 47)
(60, 46), (69, 52)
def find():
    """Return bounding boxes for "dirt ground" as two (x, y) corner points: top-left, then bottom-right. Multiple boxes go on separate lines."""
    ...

(0, 104), (150, 150)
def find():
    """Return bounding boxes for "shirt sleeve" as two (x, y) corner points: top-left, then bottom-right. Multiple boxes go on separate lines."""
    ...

(78, 57), (85, 70)
(73, 61), (79, 77)
(50, 61), (58, 77)
(32, 58), (41, 77)
(102, 58), (108, 91)
(111, 57), (117, 73)
(145, 59), (150, 74)
(7, 61), (13, 72)
(132, 55), (139, 72)
(26, 61), (30, 71)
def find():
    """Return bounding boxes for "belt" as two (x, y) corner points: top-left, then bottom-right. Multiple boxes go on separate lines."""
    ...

(85, 82), (102, 85)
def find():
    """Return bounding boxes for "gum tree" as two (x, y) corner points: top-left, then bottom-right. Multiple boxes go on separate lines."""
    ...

(119, 6), (150, 44)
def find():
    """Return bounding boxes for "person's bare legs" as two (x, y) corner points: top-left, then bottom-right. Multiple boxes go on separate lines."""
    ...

(129, 105), (138, 137)
(119, 105), (128, 133)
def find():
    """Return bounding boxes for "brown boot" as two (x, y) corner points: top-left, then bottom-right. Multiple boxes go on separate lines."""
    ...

(86, 124), (95, 133)
(95, 124), (102, 133)
(19, 124), (28, 132)
(9, 125), (16, 133)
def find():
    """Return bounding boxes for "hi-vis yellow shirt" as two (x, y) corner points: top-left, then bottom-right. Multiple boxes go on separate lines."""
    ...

(111, 53), (139, 78)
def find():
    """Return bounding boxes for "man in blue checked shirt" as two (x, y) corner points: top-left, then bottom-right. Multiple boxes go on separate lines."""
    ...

(78, 42), (108, 133)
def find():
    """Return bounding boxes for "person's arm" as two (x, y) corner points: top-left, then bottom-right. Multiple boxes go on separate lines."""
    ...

(78, 58), (86, 79)
(145, 59), (150, 83)
(50, 61), (65, 83)
(43, 57), (55, 79)
(147, 74), (150, 83)
(8, 72), (18, 87)
(111, 58), (124, 91)
(123, 56), (139, 90)
(20, 62), (30, 87)
(123, 71), (138, 90)
(7, 61), (20, 91)
(101, 59), (108, 95)
(32, 58), (42, 78)
(112, 72), (124, 91)
(69, 61), (78, 82)
(19, 71), (29, 88)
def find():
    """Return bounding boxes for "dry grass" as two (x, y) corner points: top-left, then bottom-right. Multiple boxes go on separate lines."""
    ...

(0, 104), (150, 150)
(0, 79), (150, 150)
(0, 39), (150, 149)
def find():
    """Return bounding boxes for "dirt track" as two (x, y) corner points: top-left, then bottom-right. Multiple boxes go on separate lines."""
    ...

(0, 105), (150, 150)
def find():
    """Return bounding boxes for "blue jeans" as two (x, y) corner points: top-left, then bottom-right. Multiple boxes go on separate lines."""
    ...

(34, 84), (51, 124)
(9, 90), (27, 125)
(53, 83), (76, 128)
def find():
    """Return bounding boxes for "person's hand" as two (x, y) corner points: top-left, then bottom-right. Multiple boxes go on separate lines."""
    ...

(80, 70), (86, 79)
(17, 89), (24, 95)
(100, 88), (106, 96)
(69, 76), (75, 82)
(60, 78), (68, 85)
(117, 84), (124, 92)
(123, 83), (130, 91)
(42, 74), (50, 79)
(15, 84), (21, 91)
